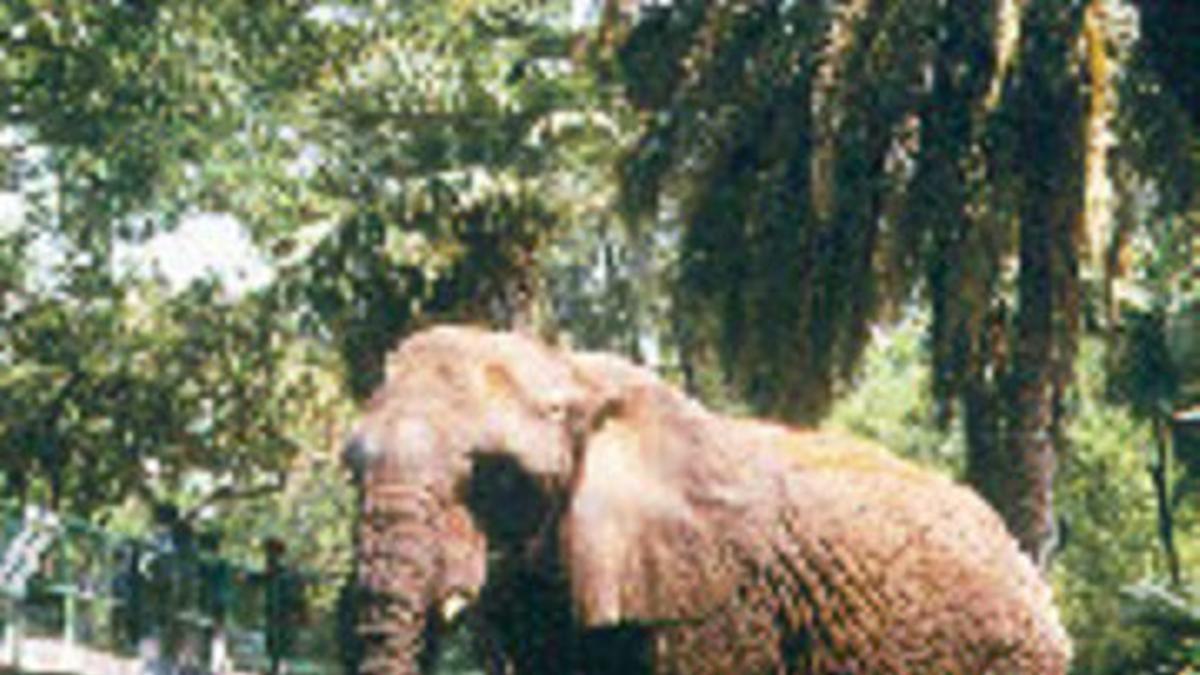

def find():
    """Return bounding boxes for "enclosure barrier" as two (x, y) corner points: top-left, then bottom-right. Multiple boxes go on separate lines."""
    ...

(0, 503), (342, 674)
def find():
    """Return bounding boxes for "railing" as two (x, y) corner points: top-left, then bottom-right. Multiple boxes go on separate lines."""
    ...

(0, 503), (343, 674)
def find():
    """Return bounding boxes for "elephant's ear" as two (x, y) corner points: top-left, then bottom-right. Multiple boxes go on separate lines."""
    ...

(560, 385), (751, 626)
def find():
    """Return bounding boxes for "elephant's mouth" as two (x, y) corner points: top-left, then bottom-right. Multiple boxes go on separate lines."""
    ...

(436, 588), (475, 626)
(412, 588), (485, 673)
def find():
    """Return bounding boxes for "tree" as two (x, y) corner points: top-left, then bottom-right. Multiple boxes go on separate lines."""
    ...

(0, 272), (347, 515)
(0, 1), (352, 516)
(0, 1), (636, 519)
(613, 0), (1191, 567)
(241, 1), (638, 397)
(1137, 0), (1200, 126)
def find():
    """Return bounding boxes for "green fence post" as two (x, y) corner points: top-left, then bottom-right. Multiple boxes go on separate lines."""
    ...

(265, 538), (285, 675)
(3, 506), (59, 673)
(1, 508), (10, 669)
(199, 532), (232, 674)
(62, 533), (77, 653)
(2, 506), (20, 672)
(15, 599), (23, 672)
(4, 596), (22, 671)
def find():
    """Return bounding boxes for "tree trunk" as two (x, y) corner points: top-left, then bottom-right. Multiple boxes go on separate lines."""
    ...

(1005, 163), (1067, 569)
(955, 0), (1089, 566)
(987, 0), (1085, 570)
(1001, 335), (1061, 569)
(1150, 415), (1182, 586)
(962, 381), (1005, 516)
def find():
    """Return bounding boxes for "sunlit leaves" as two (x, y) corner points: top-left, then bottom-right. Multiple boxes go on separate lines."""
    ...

(255, 0), (636, 396)
(0, 274), (347, 515)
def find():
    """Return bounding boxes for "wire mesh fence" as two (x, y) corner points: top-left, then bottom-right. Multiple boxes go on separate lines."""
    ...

(0, 503), (343, 674)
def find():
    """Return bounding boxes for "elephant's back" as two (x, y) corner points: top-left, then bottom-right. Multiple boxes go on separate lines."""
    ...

(765, 434), (1071, 672)
(772, 426), (937, 479)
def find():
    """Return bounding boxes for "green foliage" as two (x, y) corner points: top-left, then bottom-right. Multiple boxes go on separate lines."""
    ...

(0, 272), (348, 515)
(1056, 338), (1200, 673)
(214, 457), (355, 605)
(1110, 309), (1180, 417)
(253, 0), (635, 398)
(1137, 0), (1200, 128)
(825, 315), (963, 475)
(1, 0), (350, 519)
(1, 1), (336, 241)
(1118, 582), (1200, 672)
(0, 0), (620, 495)
(1057, 341), (1160, 671)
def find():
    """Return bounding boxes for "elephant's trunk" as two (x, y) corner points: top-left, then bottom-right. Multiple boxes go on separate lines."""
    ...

(355, 482), (441, 675)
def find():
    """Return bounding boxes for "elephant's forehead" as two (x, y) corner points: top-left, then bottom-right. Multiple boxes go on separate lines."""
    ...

(390, 328), (549, 369)
(386, 329), (483, 376)
(386, 328), (576, 397)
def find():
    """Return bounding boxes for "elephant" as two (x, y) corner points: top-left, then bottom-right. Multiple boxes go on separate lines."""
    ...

(345, 325), (1071, 674)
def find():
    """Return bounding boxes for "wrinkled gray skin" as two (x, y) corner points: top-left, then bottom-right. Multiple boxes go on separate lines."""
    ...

(346, 326), (1071, 674)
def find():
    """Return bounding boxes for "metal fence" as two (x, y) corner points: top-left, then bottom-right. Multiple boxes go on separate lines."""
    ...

(0, 503), (342, 674)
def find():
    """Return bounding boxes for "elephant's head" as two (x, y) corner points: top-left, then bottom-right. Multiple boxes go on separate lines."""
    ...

(345, 326), (755, 673)
(343, 326), (601, 672)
